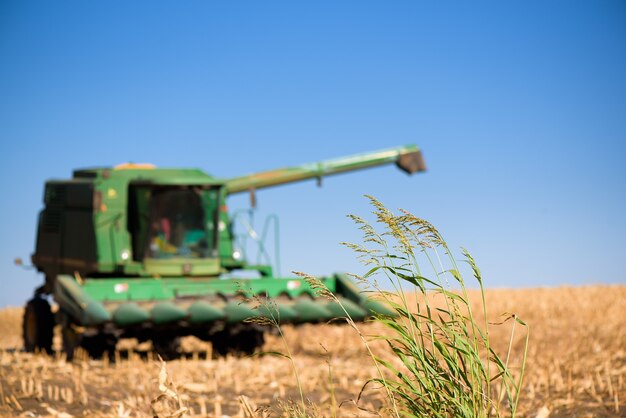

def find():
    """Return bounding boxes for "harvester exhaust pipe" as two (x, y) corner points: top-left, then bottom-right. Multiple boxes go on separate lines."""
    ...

(396, 150), (427, 175)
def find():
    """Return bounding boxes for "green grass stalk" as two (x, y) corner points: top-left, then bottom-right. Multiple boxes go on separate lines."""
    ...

(340, 197), (529, 417)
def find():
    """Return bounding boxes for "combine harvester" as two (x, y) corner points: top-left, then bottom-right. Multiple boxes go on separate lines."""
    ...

(23, 145), (426, 359)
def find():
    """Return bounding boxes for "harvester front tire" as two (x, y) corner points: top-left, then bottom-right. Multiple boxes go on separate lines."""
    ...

(22, 297), (54, 354)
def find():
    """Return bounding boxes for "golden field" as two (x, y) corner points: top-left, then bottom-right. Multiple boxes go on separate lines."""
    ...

(0, 285), (624, 417)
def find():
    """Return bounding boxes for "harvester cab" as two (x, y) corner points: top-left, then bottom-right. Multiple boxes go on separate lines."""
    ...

(24, 145), (426, 359)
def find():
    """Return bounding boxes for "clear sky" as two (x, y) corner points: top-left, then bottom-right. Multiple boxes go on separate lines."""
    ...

(1, 1), (625, 307)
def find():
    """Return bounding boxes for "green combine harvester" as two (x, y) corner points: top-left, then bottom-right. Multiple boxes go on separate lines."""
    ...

(23, 145), (426, 359)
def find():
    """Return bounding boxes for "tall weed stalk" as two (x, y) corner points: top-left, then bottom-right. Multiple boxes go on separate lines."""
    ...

(242, 294), (308, 417)
(343, 196), (528, 417)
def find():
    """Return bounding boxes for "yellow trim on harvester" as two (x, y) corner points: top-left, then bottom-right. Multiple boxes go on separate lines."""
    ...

(114, 162), (156, 170)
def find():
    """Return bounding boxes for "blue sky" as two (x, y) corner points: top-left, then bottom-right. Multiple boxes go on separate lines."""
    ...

(1, 1), (625, 307)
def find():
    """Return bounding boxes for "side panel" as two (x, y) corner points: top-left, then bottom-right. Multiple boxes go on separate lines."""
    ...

(35, 210), (61, 263)
(62, 209), (97, 268)
(33, 181), (98, 277)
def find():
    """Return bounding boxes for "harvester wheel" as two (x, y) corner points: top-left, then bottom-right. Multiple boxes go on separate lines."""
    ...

(153, 337), (182, 360)
(22, 297), (54, 354)
(210, 331), (231, 357)
(62, 326), (81, 361)
(234, 329), (265, 355)
(81, 334), (118, 360)
(62, 326), (118, 361)
(210, 328), (265, 357)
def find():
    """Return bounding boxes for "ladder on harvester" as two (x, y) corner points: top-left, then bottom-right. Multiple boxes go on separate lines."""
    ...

(231, 209), (281, 276)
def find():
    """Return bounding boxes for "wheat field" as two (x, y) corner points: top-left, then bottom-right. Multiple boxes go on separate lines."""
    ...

(0, 285), (624, 417)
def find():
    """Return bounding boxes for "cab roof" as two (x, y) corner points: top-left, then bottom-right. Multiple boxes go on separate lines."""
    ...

(72, 164), (223, 186)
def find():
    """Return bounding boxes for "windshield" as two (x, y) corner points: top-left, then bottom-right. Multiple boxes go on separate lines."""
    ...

(128, 186), (218, 260)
